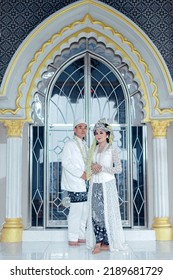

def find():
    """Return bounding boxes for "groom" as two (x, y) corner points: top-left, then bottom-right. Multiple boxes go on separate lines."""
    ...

(61, 119), (88, 246)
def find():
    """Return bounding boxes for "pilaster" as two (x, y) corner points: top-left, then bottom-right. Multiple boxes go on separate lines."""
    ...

(1, 120), (24, 242)
(151, 120), (172, 240)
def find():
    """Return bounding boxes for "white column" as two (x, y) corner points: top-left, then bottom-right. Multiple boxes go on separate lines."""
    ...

(6, 137), (22, 218)
(153, 138), (169, 217)
(1, 120), (24, 242)
(151, 120), (172, 240)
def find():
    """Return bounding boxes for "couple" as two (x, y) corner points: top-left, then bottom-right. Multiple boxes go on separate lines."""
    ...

(61, 118), (125, 254)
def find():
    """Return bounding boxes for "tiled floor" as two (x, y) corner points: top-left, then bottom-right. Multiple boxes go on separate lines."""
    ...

(0, 240), (173, 260)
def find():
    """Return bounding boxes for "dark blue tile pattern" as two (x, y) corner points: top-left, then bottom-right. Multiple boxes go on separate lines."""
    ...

(0, 0), (173, 84)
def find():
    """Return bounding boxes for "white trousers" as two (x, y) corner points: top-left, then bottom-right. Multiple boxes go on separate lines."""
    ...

(68, 201), (88, 242)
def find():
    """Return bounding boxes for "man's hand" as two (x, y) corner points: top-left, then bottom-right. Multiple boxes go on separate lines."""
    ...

(81, 171), (87, 180)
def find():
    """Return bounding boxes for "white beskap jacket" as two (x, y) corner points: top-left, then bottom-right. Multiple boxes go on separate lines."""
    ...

(61, 138), (88, 192)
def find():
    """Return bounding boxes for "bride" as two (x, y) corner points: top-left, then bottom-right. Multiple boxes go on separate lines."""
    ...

(86, 119), (126, 254)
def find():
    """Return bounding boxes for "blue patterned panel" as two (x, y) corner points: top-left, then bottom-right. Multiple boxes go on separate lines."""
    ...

(1, 0), (173, 85)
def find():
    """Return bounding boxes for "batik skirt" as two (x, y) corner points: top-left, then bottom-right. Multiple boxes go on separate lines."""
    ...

(92, 183), (109, 245)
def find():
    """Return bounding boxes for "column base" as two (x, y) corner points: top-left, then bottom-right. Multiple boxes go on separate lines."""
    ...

(1, 218), (23, 242)
(152, 217), (173, 240)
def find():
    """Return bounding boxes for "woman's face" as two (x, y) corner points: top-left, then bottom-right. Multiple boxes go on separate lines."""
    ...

(94, 129), (107, 144)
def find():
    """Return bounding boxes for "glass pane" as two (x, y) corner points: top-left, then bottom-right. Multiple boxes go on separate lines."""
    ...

(49, 58), (85, 125)
(47, 128), (73, 226)
(31, 126), (44, 226)
(116, 127), (130, 225)
(132, 126), (146, 227)
(90, 57), (126, 125)
(90, 57), (129, 226)
(47, 57), (86, 226)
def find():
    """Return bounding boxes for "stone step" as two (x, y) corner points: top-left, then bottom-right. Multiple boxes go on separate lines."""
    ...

(23, 229), (155, 242)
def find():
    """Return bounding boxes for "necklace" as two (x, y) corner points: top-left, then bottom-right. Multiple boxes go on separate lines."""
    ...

(73, 135), (88, 166)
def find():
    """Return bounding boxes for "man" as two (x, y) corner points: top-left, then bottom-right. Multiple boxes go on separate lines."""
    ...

(61, 118), (88, 246)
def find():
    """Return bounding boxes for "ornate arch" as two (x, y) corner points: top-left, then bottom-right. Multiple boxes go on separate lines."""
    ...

(0, 0), (173, 122)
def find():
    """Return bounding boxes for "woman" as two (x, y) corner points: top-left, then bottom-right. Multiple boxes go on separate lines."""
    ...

(86, 119), (126, 254)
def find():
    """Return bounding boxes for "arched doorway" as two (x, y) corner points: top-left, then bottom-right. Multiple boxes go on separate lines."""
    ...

(31, 37), (147, 229)
(1, 0), (173, 242)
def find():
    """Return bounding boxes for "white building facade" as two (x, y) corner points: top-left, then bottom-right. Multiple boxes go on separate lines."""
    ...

(0, 0), (173, 242)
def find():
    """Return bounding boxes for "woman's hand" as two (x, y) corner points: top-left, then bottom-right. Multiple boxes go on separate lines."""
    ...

(91, 163), (102, 174)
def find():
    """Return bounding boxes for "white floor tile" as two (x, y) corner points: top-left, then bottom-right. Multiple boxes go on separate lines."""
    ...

(0, 240), (173, 260)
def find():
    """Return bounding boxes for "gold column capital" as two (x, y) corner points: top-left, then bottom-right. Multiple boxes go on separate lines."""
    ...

(3, 120), (24, 137)
(151, 120), (170, 138)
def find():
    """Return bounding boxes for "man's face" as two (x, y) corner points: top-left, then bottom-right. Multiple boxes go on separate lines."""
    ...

(74, 123), (87, 139)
